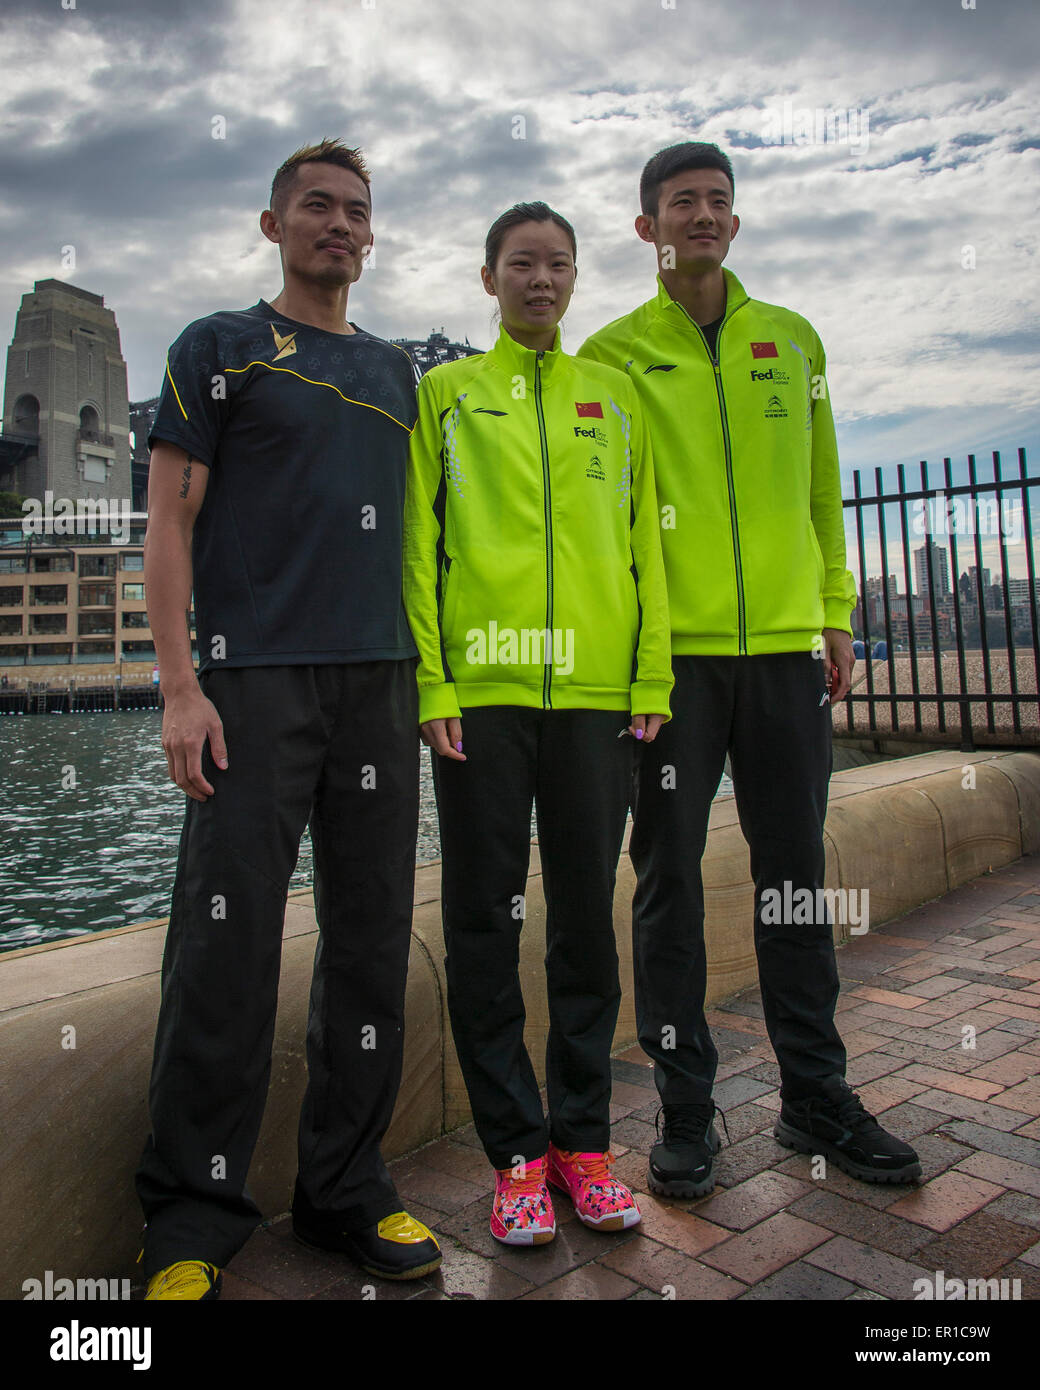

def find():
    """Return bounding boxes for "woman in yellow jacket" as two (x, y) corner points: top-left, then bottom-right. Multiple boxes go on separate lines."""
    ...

(403, 202), (672, 1247)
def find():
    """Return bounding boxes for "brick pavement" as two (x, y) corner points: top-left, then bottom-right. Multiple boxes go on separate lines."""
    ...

(216, 855), (1040, 1301)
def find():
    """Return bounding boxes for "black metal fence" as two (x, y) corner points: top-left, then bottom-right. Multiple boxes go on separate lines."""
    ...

(842, 447), (1039, 750)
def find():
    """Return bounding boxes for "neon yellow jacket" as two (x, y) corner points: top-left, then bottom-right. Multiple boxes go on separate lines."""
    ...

(402, 323), (674, 724)
(578, 269), (857, 655)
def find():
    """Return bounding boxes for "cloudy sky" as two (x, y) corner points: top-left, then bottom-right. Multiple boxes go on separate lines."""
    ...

(1, 0), (1038, 574)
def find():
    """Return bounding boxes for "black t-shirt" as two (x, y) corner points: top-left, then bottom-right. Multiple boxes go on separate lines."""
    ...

(149, 300), (419, 673)
(700, 312), (724, 359)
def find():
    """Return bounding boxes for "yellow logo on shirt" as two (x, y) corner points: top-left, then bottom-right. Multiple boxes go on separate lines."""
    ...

(271, 325), (298, 361)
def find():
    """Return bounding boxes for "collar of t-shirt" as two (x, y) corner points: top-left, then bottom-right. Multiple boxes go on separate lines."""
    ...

(699, 312), (725, 359)
(258, 298), (362, 337)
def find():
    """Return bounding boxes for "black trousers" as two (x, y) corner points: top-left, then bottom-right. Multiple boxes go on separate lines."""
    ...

(432, 707), (632, 1171)
(135, 661), (419, 1277)
(630, 653), (846, 1105)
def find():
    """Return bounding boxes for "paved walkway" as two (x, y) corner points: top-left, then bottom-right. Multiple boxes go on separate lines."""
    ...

(216, 856), (1040, 1301)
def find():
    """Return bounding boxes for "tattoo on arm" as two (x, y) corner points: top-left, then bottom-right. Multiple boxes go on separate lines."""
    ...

(178, 458), (195, 499)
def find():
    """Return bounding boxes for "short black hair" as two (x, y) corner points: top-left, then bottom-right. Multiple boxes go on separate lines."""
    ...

(484, 201), (577, 273)
(639, 142), (734, 218)
(270, 139), (371, 219)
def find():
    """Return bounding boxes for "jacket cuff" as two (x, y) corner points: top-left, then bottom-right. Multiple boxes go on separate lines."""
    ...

(418, 681), (462, 725)
(630, 680), (673, 722)
(822, 599), (854, 636)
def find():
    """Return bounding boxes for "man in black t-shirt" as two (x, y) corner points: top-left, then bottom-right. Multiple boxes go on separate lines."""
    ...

(136, 139), (440, 1298)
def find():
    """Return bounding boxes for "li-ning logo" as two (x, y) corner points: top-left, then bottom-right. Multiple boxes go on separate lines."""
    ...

(271, 324), (297, 361)
(644, 363), (677, 373)
(473, 407), (507, 416)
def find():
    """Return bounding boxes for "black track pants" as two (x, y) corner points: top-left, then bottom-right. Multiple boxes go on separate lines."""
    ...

(135, 661), (419, 1276)
(432, 706), (633, 1170)
(629, 653), (846, 1105)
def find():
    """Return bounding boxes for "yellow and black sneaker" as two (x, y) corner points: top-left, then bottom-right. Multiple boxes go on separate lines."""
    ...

(294, 1208), (441, 1281)
(145, 1261), (222, 1300)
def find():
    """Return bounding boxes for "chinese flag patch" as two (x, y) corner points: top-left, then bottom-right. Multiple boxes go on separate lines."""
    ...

(751, 342), (778, 359)
(575, 401), (603, 417)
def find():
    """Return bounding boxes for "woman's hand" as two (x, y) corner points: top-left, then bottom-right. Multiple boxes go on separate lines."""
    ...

(628, 714), (664, 744)
(420, 716), (467, 760)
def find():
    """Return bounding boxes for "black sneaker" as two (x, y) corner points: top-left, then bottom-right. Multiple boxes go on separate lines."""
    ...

(774, 1076), (922, 1184)
(648, 1101), (726, 1198)
(292, 1187), (442, 1280)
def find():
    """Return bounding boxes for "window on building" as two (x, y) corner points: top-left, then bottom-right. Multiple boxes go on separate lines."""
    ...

(30, 613), (67, 635)
(13, 394), (39, 434)
(0, 586), (23, 606)
(29, 642), (72, 664)
(0, 558), (27, 574)
(79, 612), (115, 635)
(4, 644), (28, 663)
(122, 582), (146, 601)
(79, 554), (117, 577)
(0, 615), (22, 635)
(122, 611), (150, 629)
(120, 552), (144, 571)
(31, 555), (73, 573)
(76, 640), (113, 662)
(30, 585), (67, 606)
(84, 457), (107, 484)
(121, 640), (157, 658)
(79, 583), (115, 607)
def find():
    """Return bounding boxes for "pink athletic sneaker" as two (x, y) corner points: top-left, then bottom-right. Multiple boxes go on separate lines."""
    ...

(547, 1146), (642, 1231)
(490, 1156), (557, 1246)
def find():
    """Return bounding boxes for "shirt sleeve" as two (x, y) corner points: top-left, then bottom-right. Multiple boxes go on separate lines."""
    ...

(808, 332), (857, 634)
(402, 371), (461, 724)
(627, 391), (675, 719)
(147, 317), (230, 468)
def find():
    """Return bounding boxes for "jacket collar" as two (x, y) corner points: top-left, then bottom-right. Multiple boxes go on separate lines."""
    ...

(487, 321), (565, 390)
(654, 267), (749, 329)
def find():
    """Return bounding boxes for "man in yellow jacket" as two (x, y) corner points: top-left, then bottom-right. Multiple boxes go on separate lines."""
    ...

(579, 142), (921, 1194)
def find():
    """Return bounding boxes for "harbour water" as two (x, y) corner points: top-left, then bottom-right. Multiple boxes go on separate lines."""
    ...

(0, 711), (732, 952)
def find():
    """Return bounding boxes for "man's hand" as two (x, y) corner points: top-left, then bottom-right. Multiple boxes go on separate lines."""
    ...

(420, 716), (466, 761)
(629, 714), (665, 743)
(161, 684), (229, 800)
(822, 628), (854, 702)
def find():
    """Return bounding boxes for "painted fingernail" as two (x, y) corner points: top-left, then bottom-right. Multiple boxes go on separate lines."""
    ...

(635, 728), (644, 739)
(455, 741), (463, 752)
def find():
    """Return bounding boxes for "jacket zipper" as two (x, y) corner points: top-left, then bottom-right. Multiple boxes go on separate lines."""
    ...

(682, 307), (747, 655)
(535, 351), (554, 705)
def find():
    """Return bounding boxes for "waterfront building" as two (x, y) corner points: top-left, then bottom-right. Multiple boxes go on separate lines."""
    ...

(0, 280), (132, 505)
(0, 515), (193, 687)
